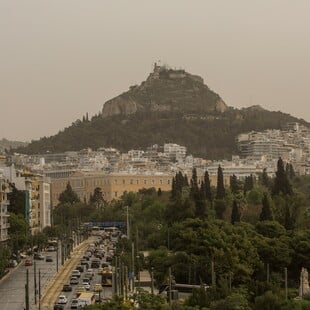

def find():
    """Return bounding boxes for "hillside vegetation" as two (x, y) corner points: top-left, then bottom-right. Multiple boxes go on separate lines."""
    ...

(16, 66), (308, 158)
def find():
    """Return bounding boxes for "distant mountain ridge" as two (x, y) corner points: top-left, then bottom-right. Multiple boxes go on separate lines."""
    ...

(15, 65), (309, 159)
(0, 138), (28, 152)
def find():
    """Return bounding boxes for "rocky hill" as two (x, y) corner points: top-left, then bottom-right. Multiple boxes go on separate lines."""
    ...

(102, 64), (228, 118)
(15, 65), (308, 159)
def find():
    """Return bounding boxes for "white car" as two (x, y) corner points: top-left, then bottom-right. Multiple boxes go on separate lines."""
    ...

(83, 282), (91, 290)
(57, 295), (68, 304)
(72, 270), (81, 278)
(87, 268), (94, 276)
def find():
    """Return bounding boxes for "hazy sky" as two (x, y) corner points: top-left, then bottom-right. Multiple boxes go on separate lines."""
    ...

(1, 1), (310, 141)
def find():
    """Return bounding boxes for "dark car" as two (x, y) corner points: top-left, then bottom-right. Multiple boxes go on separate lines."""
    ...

(53, 304), (64, 310)
(46, 255), (53, 262)
(76, 265), (84, 273)
(62, 284), (72, 292)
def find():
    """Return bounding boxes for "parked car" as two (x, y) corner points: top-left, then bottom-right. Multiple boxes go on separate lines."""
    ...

(70, 276), (79, 285)
(57, 295), (68, 304)
(47, 246), (56, 252)
(46, 255), (53, 262)
(9, 260), (18, 267)
(34, 253), (44, 260)
(62, 284), (72, 292)
(24, 259), (33, 266)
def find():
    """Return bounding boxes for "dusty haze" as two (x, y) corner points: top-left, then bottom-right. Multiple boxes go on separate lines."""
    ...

(1, 0), (309, 141)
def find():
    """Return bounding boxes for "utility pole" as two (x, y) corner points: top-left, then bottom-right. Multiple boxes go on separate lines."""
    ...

(211, 260), (216, 287)
(168, 267), (172, 310)
(25, 269), (29, 310)
(34, 261), (37, 305)
(125, 265), (128, 300)
(56, 243), (59, 272)
(38, 269), (41, 310)
(126, 206), (130, 239)
(151, 267), (154, 295)
(131, 242), (135, 292)
(284, 267), (288, 301)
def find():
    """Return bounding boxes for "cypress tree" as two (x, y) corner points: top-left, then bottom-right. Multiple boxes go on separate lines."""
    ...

(216, 165), (225, 199)
(204, 171), (212, 201)
(171, 177), (177, 199)
(230, 174), (239, 194)
(231, 200), (241, 224)
(190, 168), (199, 199)
(261, 168), (270, 188)
(272, 158), (293, 195)
(259, 193), (273, 221)
(244, 174), (254, 193)
(184, 174), (189, 187)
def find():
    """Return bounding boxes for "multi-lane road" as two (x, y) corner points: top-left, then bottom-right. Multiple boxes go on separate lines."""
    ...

(0, 249), (60, 310)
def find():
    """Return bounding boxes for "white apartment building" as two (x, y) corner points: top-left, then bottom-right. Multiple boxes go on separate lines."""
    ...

(0, 171), (10, 243)
(164, 143), (187, 161)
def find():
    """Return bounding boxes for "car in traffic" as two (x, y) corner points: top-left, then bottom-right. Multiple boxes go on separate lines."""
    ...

(24, 259), (33, 266)
(82, 282), (91, 290)
(70, 276), (79, 285)
(75, 285), (87, 294)
(46, 255), (53, 262)
(97, 267), (104, 275)
(62, 284), (73, 292)
(93, 283), (103, 292)
(57, 295), (68, 304)
(53, 304), (64, 310)
(70, 299), (79, 309)
(72, 269), (81, 278)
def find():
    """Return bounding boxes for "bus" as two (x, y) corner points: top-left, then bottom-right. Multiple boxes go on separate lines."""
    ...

(101, 271), (113, 287)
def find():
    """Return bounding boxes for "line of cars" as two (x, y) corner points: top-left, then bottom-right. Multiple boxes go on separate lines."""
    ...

(54, 233), (116, 309)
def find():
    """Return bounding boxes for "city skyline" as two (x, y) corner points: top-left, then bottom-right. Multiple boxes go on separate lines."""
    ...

(1, 0), (310, 141)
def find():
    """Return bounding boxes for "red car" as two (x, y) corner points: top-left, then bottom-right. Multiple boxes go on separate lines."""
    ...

(24, 258), (33, 266)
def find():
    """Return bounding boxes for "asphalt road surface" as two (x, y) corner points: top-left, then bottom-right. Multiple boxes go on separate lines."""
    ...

(0, 249), (60, 310)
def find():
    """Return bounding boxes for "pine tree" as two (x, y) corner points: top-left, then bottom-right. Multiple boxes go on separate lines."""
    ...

(216, 165), (225, 199)
(259, 193), (273, 221)
(272, 158), (293, 195)
(58, 182), (80, 205)
(204, 170), (212, 201)
(231, 200), (241, 224)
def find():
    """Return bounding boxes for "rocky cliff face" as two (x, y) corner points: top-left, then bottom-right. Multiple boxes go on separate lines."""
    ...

(102, 65), (228, 118)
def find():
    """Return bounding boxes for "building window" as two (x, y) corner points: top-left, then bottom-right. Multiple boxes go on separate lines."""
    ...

(151, 179), (155, 185)
(167, 179), (170, 185)
(160, 179), (163, 185)
(114, 191), (118, 197)
(114, 179), (118, 185)
(130, 179), (133, 185)
(144, 179), (147, 185)
(136, 180), (139, 185)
